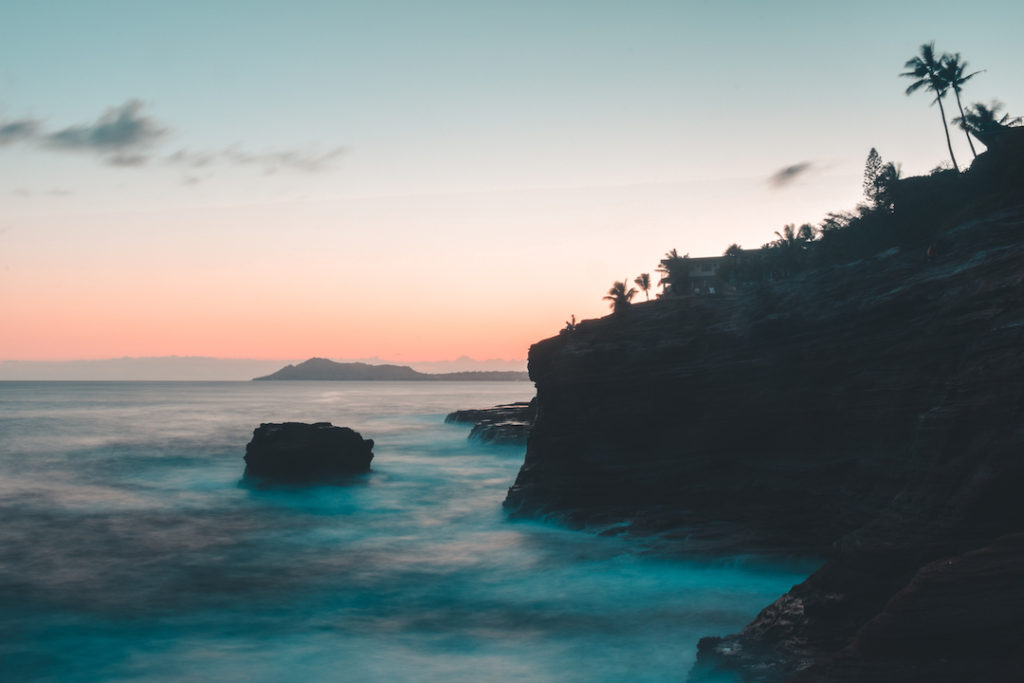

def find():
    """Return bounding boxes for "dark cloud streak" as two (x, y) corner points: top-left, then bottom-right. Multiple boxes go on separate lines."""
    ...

(44, 100), (166, 154)
(0, 119), (42, 145)
(768, 161), (815, 188)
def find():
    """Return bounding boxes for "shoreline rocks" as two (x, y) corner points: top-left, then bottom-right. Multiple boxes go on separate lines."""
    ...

(445, 400), (536, 445)
(243, 422), (374, 482)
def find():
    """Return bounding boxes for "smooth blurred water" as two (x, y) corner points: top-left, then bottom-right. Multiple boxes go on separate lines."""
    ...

(0, 381), (813, 682)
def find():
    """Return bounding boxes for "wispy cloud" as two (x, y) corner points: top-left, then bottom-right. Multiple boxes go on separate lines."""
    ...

(166, 145), (346, 174)
(10, 187), (74, 197)
(1, 100), (345, 175)
(165, 149), (216, 168)
(768, 161), (815, 188)
(222, 146), (346, 173)
(107, 153), (150, 167)
(0, 118), (42, 145)
(42, 100), (166, 165)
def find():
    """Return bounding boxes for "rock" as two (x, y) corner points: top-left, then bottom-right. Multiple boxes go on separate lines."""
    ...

(243, 422), (373, 481)
(444, 401), (535, 425)
(445, 400), (536, 445)
(468, 420), (533, 445)
(791, 534), (1024, 682)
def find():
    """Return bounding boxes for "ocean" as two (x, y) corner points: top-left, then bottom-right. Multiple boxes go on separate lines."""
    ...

(0, 381), (812, 681)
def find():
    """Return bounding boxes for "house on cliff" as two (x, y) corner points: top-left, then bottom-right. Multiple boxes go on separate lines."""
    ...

(683, 256), (722, 294)
(665, 250), (765, 296)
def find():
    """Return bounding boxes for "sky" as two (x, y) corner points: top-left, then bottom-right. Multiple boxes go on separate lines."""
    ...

(2, 0), (1022, 366)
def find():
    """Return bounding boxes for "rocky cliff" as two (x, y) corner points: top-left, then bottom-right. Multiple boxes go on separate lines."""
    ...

(504, 154), (1024, 680)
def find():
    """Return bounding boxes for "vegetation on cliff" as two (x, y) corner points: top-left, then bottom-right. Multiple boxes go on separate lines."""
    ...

(600, 42), (1020, 310)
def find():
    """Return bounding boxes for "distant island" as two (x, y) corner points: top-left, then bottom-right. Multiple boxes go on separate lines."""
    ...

(253, 357), (529, 381)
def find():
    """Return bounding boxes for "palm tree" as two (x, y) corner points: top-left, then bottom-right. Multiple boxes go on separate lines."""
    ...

(603, 280), (636, 313)
(938, 53), (984, 159)
(633, 273), (652, 301)
(767, 224), (815, 276)
(655, 249), (689, 296)
(901, 42), (959, 172)
(721, 244), (745, 285)
(953, 101), (1022, 143)
(773, 224), (801, 248)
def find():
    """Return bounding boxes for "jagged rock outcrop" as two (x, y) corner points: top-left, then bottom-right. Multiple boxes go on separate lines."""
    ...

(445, 400), (536, 445)
(243, 422), (374, 481)
(799, 533), (1024, 682)
(504, 155), (1024, 679)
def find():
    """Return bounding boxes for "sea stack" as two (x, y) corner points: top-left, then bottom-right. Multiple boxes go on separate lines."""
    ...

(243, 422), (374, 482)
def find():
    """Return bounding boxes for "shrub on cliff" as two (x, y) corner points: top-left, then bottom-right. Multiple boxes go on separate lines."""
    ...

(603, 280), (636, 313)
(634, 273), (652, 301)
(761, 223), (816, 277)
(655, 249), (689, 297)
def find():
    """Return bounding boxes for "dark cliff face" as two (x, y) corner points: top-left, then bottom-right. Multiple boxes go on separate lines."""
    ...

(505, 200), (1024, 679)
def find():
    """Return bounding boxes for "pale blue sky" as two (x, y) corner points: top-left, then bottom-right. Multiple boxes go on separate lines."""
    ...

(2, 1), (1022, 361)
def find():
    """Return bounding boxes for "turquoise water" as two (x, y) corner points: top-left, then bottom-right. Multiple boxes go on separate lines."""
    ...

(0, 382), (812, 681)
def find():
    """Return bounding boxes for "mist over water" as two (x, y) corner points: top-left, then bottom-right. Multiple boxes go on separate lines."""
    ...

(0, 382), (813, 681)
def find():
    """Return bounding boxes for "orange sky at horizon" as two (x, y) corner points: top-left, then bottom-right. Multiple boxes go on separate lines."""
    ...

(3, 174), (865, 363)
(2, 266), (561, 362)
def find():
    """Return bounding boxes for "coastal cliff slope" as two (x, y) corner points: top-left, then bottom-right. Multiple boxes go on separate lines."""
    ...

(505, 155), (1024, 680)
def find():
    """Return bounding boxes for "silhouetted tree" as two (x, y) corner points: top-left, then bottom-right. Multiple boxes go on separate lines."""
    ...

(902, 42), (959, 171)
(655, 249), (689, 296)
(864, 148), (885, 199)
(938, 53), (983, 158)
(875, 162), (901, 212)
(765, 223), (816, 276)
(819, 211), (855, 235)
(634, 273), (652, 301)
(771, 224), (804, 248)
(953, 101), (1023, 142)
(603, 280), (636, 313)
(863, 148), (901, 212)
(718, 243), (749, 285)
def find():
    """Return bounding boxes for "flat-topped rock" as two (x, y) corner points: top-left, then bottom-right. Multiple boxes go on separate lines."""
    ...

(243, 422), (374, 481)
(444, 401), (535, 425)
(446, 400), (536, 445)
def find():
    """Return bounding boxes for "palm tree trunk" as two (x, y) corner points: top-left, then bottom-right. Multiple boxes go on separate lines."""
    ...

(936, 96), (959, 172)
(953, 91), (978, 158)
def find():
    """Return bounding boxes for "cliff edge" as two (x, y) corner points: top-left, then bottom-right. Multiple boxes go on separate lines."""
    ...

(504, 150), (1024, 680)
